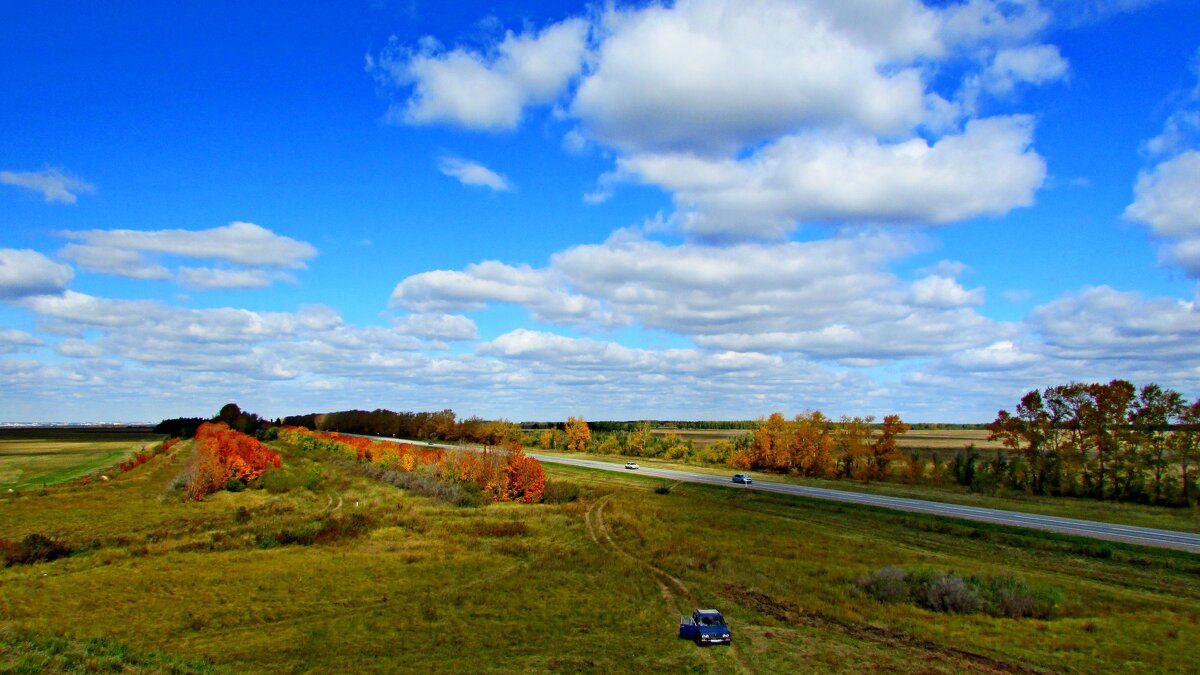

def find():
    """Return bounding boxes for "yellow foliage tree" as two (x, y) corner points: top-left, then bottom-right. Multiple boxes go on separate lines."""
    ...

(565, 416), (591, 452)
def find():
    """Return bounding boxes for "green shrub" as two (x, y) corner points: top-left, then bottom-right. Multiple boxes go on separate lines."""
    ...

(259, 467), (292, 494)
(224, 478), (246, 493)
(303, 465), (325, 491)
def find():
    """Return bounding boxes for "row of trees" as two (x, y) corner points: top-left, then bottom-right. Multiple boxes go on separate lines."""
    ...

(278, 427), (545, 503)
(987, 380), (1200, 505)
(731, 412), (911, 481)
(533, 414), (915, 482)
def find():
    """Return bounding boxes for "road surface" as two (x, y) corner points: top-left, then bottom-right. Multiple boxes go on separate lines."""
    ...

(359, 435), (1200, 554)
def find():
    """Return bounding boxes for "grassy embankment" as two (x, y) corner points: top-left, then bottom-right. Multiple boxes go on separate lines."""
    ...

(0, 428), (161, 490)
(2, 432), (1199, 673)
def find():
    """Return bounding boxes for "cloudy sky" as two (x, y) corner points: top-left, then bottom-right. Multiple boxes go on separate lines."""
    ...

(2, 0), (1199, 424)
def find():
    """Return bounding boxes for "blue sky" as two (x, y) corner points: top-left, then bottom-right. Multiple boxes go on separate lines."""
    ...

(2, 0), (1199, 424)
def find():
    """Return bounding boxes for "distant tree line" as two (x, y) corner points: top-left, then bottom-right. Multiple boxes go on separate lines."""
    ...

(154, 403), (270, 439)
(280, 408), (525, 448)
(521, 420), (989, 432)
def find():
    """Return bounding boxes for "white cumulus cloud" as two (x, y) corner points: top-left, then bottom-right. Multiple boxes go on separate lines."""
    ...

(617, 116), (1045, 237)
(573, 0), (937, 154)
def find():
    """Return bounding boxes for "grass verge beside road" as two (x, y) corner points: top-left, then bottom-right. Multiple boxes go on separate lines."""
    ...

(537, 450), (1200, 534)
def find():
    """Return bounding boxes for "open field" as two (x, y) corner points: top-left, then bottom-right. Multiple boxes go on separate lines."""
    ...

(0, 428), (163, 490)
(2, 434), (1199, 672)
(652, 427), (1004, 454)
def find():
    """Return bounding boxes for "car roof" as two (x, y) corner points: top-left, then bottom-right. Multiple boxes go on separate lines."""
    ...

(697, 609), (721, 615)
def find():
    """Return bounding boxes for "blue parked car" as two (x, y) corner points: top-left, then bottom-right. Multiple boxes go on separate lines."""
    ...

(679, 609), (731, 645)
(732, 473), (752, 484)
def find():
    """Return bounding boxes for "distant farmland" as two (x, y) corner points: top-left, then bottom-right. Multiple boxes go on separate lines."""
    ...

(0, 427), (160, 489)
(651, 427), (1003, 452)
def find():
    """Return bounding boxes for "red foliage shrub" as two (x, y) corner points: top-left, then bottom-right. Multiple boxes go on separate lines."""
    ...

(187, 423), (282, 500)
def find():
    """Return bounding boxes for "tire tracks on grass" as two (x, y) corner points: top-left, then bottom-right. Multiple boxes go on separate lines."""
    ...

(585, 493), (753, 675)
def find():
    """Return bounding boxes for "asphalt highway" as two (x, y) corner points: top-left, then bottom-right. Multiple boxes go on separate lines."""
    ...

(359, 435), (1200, 554)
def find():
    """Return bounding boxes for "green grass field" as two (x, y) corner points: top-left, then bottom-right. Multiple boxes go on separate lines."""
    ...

(0, 428), (163, 490)
(2, 434), (1199, 673)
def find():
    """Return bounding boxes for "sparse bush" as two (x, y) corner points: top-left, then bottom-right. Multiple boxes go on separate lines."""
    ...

(225, 478), (246, 492)
(856, 566), (910, 603)
(267, 512), (376, 547)
(915, 573), (981, 614)
(352, 462), (486, 506)
(978, 573), (1060, 619)
(856, 566), (1057, 619)
(233, 506), (252, 524)
(1, 533), (73, 567)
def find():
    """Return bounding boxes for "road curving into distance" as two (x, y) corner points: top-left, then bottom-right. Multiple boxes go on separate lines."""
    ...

(359, 435), (1200, 554)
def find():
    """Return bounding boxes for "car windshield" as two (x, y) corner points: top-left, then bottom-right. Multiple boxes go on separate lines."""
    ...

(698, 615), (725, 626)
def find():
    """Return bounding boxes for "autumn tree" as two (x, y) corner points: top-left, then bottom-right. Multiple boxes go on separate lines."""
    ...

(835, 416), (873, 480)
(1132, 384), (1185, 503)
(627, 421), (651, 457)
(1171, 400), (1200, 505)
(1082, 380), (1135, 499)
(565, 416), (591, 452)
(863, 415), (909, 482)
(751, 413), (793, 471)
(792, 411), (836, 477)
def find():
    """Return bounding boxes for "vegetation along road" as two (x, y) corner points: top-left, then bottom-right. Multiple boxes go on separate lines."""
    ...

(366, 436), (1200, 554)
